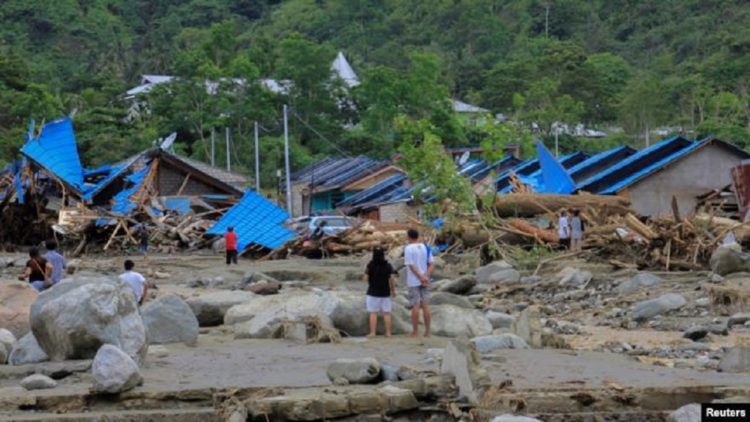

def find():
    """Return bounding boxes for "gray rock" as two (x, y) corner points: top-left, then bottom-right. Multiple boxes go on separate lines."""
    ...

(441, 340), (489, 405)
(8, 333), (48, 365)
(437, 275), (477, 295)
(667, 403), (701, 422)
(91, 345), (143, 394)
(326, 358), (381, 384)
(30, 276), (147, 363)
(728, 313), (750, 327)
(486, 311), (515, 330)
(326, 291), (410, 337)
(709, 273), (725, 283)
(710, 246), (750, 276)
(0, 328), (16, 363)
(520, 275), (542, 284)
(242, 268), (279, 285)
(617, 272), (661, 294)
(631, 294), (687, 321)
(246, 281), (281, 295)
(512, 306), (544, 348)
(695, 298), (710, 307)
(471, 334), (529, 354)
(491, 416), (542, 422)
(21, 374), (57, 390)
(708, 324), (729, 336)
(430, 305), (493, 338)
(142, 295), (199, 346)
(476, 261), (520, 284)
(187, 291), (256, 326)
(381, 363), (399, 382)
(718, 347), (750, 373)
(430, 292), (475, 309)
(556, 267), (592, 287)
(683, 326), (708, 341)
(396, 366), (419, 381)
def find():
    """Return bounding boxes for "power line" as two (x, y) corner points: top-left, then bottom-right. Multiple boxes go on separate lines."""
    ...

(288, 108), (351, 158)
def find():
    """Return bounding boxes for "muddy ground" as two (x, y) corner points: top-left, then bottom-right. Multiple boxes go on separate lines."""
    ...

(1, 251), (750, 421)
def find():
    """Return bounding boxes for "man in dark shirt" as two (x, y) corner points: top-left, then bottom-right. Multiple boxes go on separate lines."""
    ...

(20, 247), (53, 292)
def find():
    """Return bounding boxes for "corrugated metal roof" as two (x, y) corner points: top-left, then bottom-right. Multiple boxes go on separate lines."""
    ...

(161, 151), (248, 190)
(207, 190), (295, 250)
(21, 117), (85, 191)
(575, 136), (694, 194)
(337, 174), (408, 209)
(111, 164), (150, 215)
(293, 156), (387, 192)
(566, 145), (637, 183)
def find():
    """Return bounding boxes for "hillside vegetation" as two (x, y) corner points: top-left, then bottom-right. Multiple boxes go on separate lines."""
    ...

(1, 0), (749, 185)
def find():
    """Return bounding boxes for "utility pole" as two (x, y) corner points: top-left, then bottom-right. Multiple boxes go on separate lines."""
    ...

(283, 105), (292, 215)
(210, 128), (215, 167)
(225, 127), (231, 172)
(254, 121), (261, 192)
(555, 126), (559, 158)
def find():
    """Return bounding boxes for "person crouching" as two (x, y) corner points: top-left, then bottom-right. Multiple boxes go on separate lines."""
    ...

(364, 246), (397, 337)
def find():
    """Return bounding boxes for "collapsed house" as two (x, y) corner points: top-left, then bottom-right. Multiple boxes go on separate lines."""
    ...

(0, 117), (293, 253)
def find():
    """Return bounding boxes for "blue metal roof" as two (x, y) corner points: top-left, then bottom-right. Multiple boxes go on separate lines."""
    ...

(20, 117), (85, 191)
(576, 136), (694, 194)
(535, 141), (575, 194)
(163, 197), (191, 214)
(111, 164), (150, 215)
(566, 145), (637, 182)
(207, 190), (295, 250)
(337, 174), (407, 209)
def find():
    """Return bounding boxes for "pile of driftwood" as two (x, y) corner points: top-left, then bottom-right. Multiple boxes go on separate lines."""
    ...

(285, 221), (412, 257)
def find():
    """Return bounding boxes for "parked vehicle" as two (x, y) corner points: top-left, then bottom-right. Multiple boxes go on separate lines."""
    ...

(287, 216), (357, 237)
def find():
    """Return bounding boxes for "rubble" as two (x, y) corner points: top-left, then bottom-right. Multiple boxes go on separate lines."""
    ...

(326, 358), (381, 384)
(718, 347), (750, 373)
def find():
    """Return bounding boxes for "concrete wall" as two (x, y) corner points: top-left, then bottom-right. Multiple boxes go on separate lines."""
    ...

(291, 183), (307, 217)
(379, 202), (417, 223)
(627, 144), (743, 217)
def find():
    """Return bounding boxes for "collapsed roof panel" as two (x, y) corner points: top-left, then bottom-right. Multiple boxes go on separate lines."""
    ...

(111, 164), (150, 216)
(566, 145), (637, 183)
(21, 117), (85, 192)
(207, 190), (295, 250)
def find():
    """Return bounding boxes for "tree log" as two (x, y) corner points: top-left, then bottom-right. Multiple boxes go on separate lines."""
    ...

(494, 193), (631, 218)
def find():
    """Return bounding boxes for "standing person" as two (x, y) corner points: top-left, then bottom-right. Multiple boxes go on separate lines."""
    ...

(119, 260), (148, 305)
(404, 229), (435, 337)
(558, 210), (571, 250)
(225, 226), (238, 265)
(138, 225), (149, 260)
(19, 247), (53, 292)
(570, 209), (584, 251)
(43, 240), (66, 287)
(364, 246), (397, 337)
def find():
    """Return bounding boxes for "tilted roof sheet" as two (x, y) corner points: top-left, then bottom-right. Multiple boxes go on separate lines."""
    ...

(566, 145), (637, 183)
(207, 190), (295, 250)
(293, 156), (387, 192)
(21, 117), (85, 191)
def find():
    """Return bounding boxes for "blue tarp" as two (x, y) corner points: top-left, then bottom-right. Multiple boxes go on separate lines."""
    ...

(20, 117), (85, 192)
(207, 190), (295, 250)
(535, 141), (575, 194)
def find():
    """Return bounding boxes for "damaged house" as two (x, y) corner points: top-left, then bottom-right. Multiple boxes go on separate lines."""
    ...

(0, 117), (293, 254)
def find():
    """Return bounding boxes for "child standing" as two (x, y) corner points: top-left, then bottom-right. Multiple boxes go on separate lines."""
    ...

(364, 246), (397, 337)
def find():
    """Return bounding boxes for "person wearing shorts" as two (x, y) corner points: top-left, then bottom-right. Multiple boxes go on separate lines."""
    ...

(365, 247), (397, 337)
(404, 229), (435, 337)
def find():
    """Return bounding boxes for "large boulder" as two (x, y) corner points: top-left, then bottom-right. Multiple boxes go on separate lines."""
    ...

(471, 334), (529, 354)
(141, 296), (199, 346)
(710, 246), (750, 276)
(430, 305), (493, 337)
(326, 358), (381, 384)
(486, 312), (515, 330)
(8, 333), (48, 365)
(430, 292), (475, 309)
(29, 276), (147, 363)
(187, 291), (256, 326)
(616, 272), (661, 295)
(91, 344), (142, 394)
(436, 275), (477, 295)
(0, 282), (38, 337)
(326, 291), (410, 336)
(491, 416), (542, 422)
(476, 261), (520, 284)
(631, 294), (687, 321)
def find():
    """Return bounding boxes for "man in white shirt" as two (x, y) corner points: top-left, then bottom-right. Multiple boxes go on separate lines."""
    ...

(404, 229), (435, 337)
(119, 260), (148, 305)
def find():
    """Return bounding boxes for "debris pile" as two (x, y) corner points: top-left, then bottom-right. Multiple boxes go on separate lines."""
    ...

(285, 221), (411, 257)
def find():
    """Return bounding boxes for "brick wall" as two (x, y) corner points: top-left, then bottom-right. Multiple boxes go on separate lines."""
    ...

(378, 202), (417, 223)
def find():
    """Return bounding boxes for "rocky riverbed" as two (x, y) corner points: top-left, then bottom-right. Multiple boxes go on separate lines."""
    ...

(1, 249), (750, 421)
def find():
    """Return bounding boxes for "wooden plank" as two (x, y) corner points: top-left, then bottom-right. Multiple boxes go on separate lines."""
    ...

(176, 173), (191, 196)
(103, 221), (122, 251)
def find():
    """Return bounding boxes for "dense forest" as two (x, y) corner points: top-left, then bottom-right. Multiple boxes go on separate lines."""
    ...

(1, 0), (749, 187)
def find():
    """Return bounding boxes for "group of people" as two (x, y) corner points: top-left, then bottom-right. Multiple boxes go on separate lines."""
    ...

(558, 209), (585, 251)
(19, 240), (148, 305)
(363, 229), (434, 338)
